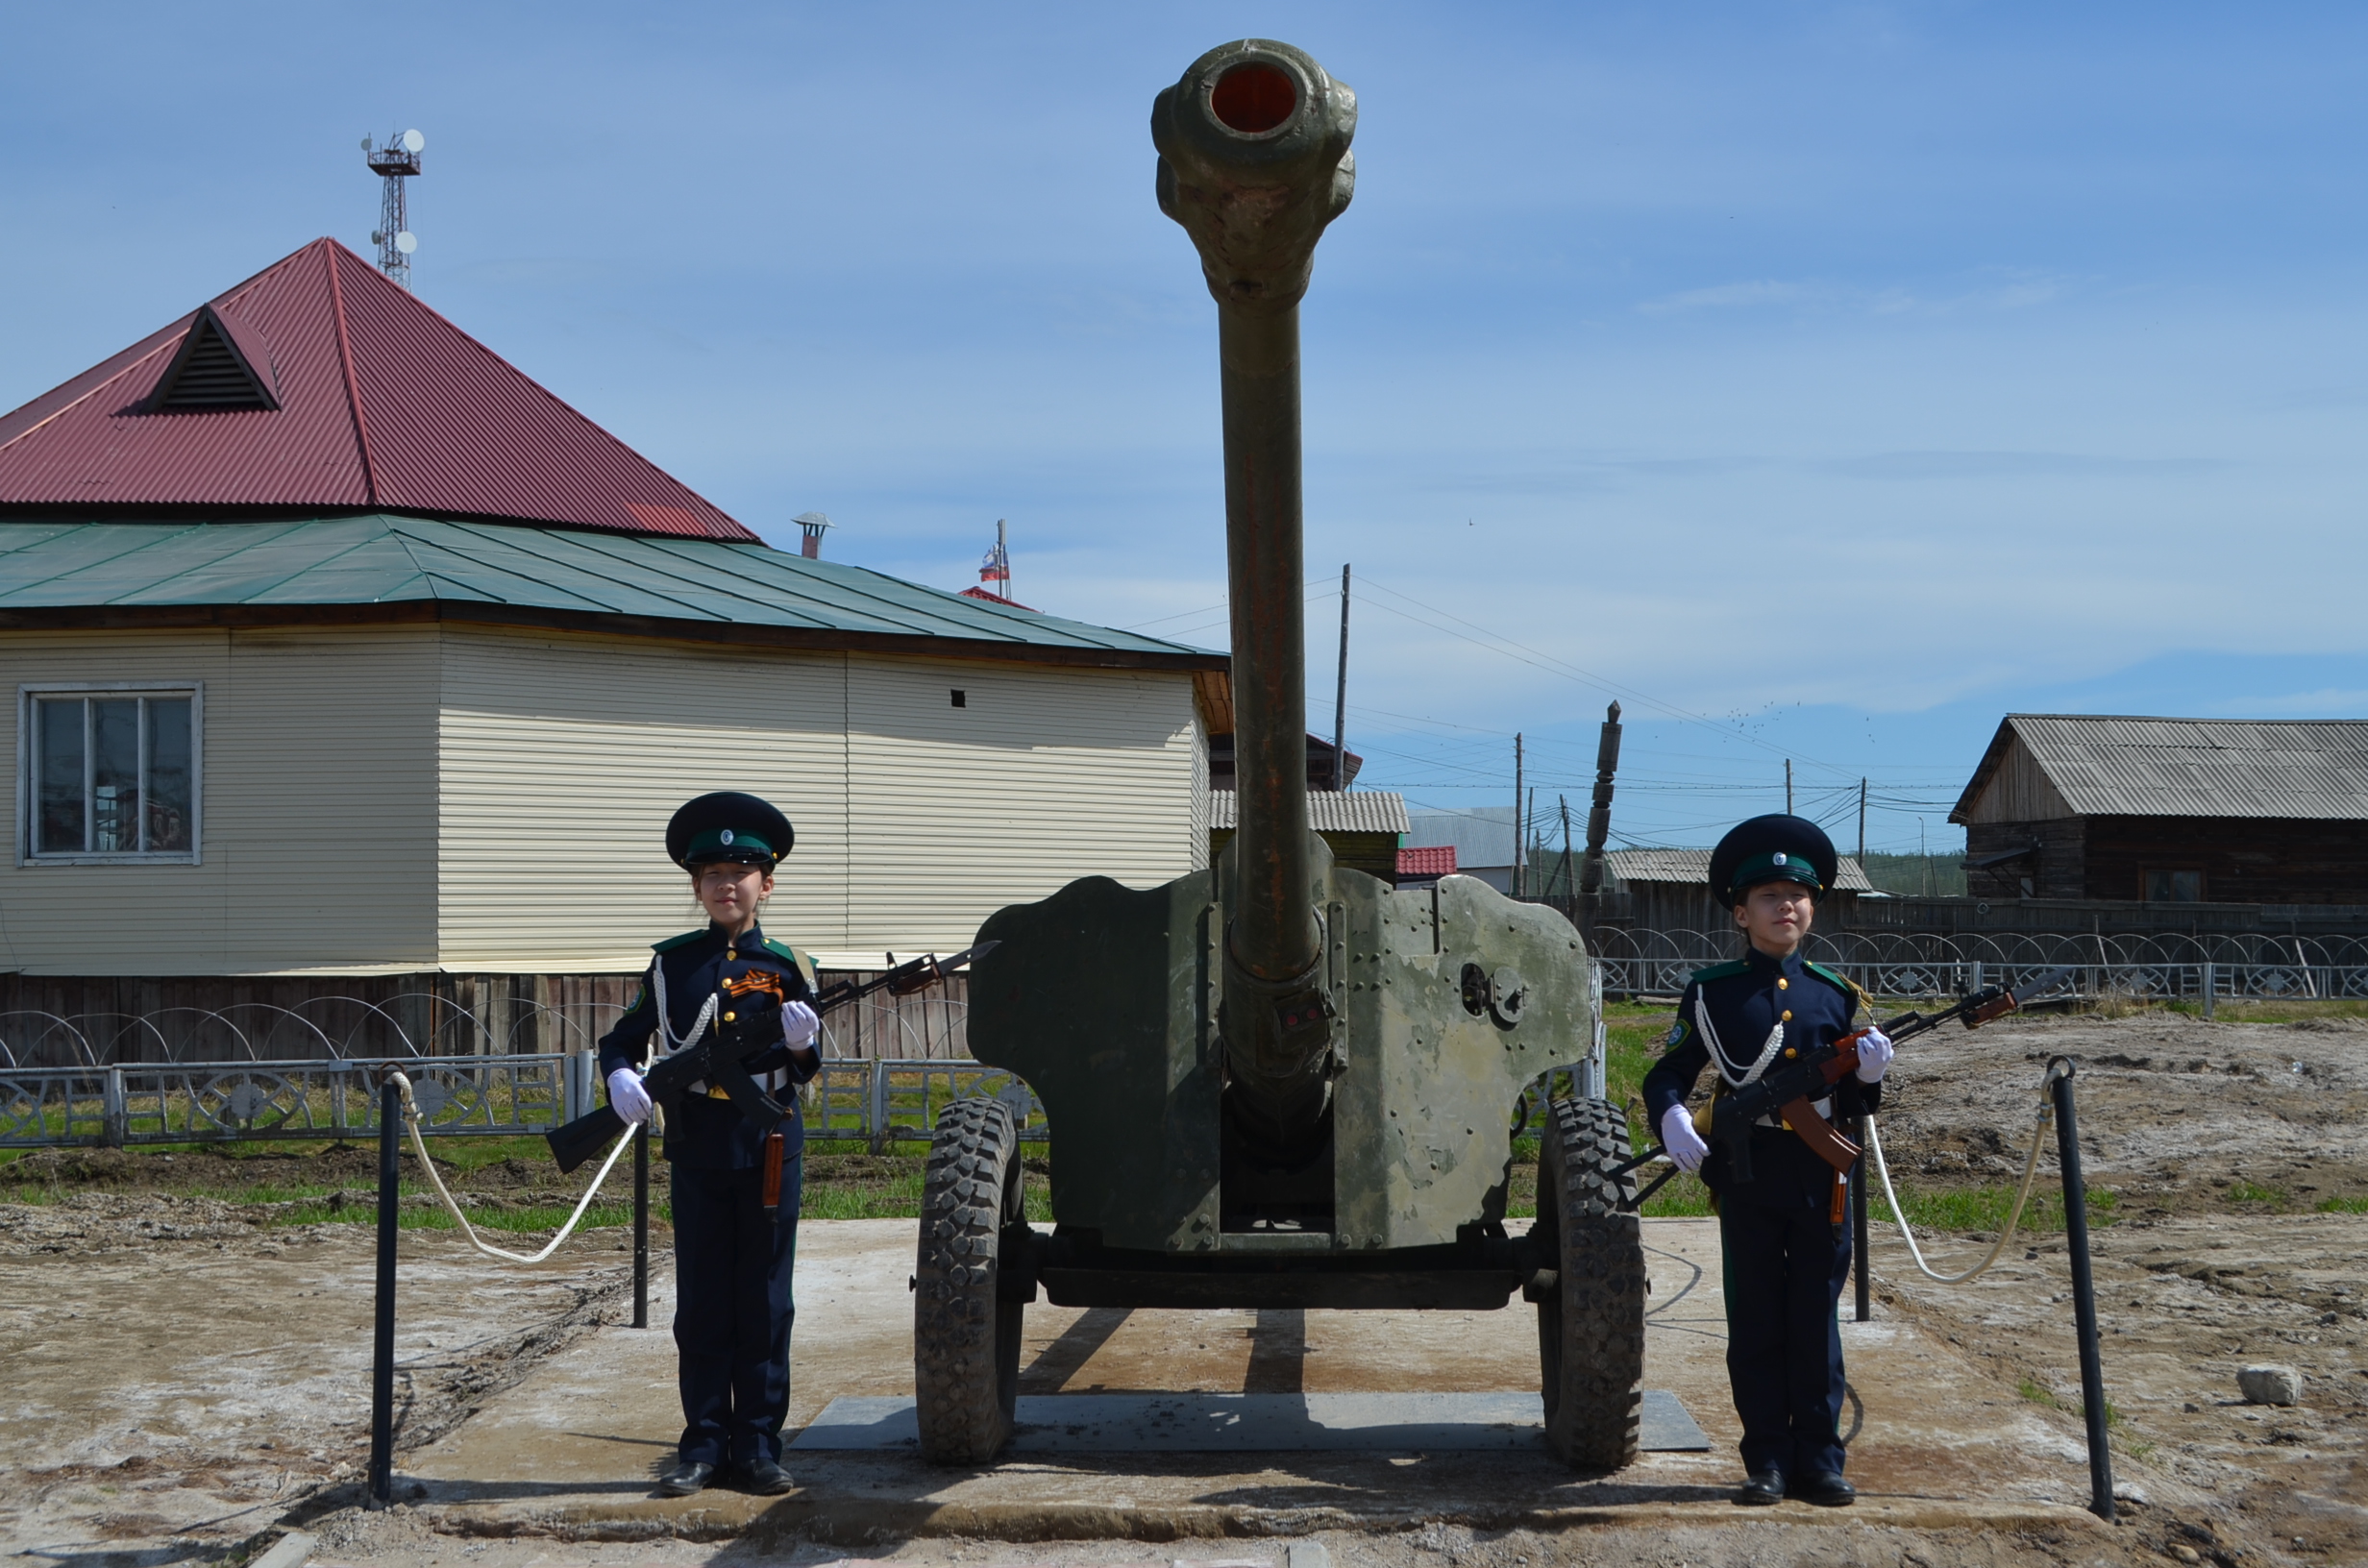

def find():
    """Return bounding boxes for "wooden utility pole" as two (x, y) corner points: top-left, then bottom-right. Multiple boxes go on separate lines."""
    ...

(1858, 777), (1867, 868)
(1556, 795), (1574, 905)
(1512, 733), (1524, 897)
(1786, 758), (1794, 815)
(1331, 563), (1351, 791)
(1577, 701), (1623, 940)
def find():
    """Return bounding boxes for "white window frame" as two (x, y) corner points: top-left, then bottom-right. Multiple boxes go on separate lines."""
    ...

(16, 682), (205, 866)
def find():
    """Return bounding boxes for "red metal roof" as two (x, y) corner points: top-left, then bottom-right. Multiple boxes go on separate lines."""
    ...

(0, 239), (757, 542)
(1396, 845), (1458, 878)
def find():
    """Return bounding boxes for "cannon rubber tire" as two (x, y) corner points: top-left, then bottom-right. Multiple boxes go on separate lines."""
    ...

(913, 1096), (1025, 1464)
(1536, 1094), (1646, 1469)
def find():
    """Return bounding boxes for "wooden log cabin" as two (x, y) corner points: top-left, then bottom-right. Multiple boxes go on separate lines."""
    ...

(1951, 715), (2368, 904)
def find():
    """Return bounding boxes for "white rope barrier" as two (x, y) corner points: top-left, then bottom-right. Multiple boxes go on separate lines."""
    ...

(1864, 1087), (2055, 1286)
(391, 1070), (635, 1264)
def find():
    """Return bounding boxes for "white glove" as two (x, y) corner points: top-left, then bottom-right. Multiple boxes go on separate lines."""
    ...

(1660, 1104), (1710, 1174)
(1855, 1027), (1894, 1084)
(781, 1001), (821, 1049)
(606, 1067), (653, 1125)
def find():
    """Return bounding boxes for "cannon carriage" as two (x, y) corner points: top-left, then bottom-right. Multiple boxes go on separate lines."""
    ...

(910, 38), (1647, 1470)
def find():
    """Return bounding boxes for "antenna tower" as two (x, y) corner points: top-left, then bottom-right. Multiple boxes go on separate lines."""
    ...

(360, 129), (425, 288)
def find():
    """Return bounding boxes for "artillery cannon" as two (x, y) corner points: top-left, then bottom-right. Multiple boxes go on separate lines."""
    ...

(911, 38), (1646, 1469)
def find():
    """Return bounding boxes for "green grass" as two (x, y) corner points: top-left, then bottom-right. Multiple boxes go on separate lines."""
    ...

(2160, 997), (2368, 1022)
(2228, 1179), (2290, 1207)
(2315, 1194), (2368, 1213)
(1874, 1182), (2117, 1233)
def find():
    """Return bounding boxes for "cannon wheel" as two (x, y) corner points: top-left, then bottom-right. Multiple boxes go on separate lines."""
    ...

(913, 1095), (1026, 1464)
(1536, 1095), (1646, 1469)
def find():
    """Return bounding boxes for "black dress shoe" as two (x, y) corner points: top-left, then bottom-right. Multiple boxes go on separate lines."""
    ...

(1789, 1470), (1856, 1507)
(656, 1459), (715, 1497)
(1736, 1469), (1786, 1506)
(739, 1458), (796, 1495)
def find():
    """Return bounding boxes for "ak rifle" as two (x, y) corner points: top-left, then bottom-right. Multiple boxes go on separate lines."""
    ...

(544, 942), (999, 1173)
(1622, 965), (2076, 1191)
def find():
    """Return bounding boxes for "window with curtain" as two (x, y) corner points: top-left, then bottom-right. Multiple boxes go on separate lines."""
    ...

(24, 688), (200, 860)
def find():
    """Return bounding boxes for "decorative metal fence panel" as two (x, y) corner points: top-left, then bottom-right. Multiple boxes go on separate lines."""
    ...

(1590, 928), (2368, 1002)
(0, 1055), (1047, 1152)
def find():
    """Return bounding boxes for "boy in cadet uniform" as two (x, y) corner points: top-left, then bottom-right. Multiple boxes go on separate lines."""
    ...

(601, 792), (823, 1498)
(1640, 814), (1894, 1507)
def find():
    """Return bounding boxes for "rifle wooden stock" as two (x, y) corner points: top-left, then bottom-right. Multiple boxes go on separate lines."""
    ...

(547, 1103), (629, 1175)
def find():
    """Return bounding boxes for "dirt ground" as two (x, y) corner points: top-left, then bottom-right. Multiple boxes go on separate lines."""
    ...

(2, 1008), (2363, 1567)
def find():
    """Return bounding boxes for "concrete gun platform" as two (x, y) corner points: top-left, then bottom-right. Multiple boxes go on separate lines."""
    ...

(401, 1217), (2114, 1547)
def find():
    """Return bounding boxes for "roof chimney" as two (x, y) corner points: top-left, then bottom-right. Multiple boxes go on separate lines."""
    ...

(794, 510), (834, 559)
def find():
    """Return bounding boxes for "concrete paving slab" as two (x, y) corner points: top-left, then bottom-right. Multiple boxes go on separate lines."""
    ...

(402, 1217), (2113, 1545)
(788, 1390), (1710, 1454)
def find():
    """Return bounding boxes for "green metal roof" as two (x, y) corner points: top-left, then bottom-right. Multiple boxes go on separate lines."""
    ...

(0, 515), (1221, 665)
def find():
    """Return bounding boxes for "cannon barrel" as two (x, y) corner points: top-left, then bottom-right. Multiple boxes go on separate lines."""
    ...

(1153, 40), (1357, 1159)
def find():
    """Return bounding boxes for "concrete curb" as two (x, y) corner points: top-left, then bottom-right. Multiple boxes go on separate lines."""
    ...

(416, 1491), (2112, 1546)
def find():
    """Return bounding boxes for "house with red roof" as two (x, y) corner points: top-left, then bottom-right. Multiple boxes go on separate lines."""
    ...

(0, 240), (1224, 1023)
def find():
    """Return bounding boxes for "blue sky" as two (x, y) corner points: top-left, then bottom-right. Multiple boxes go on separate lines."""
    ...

(6, 4), (2367, 852)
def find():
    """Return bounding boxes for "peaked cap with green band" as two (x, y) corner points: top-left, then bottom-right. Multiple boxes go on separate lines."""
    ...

(1707, 813), (1838, 907)
(666, 791), (796, 870)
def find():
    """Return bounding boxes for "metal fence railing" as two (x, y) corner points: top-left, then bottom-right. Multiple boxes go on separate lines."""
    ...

(1591, 928), (2368, 1005)
(0, 994), (969, 1072)
(0, 1054), (1047, 1153)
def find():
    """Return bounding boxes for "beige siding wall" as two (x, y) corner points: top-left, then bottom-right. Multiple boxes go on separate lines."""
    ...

(0, 626), (439, 975)
(1963, 735), (2077, 823)
(0, 623), (1201, 977)
(435, 627), (852, 970)
(437, 628), (1202, 971)
(841, 654), (1200, 962)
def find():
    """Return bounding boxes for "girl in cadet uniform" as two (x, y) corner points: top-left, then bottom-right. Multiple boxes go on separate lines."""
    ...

(600, 791), (822, 1498)
(1640, 814), (1894, 1508)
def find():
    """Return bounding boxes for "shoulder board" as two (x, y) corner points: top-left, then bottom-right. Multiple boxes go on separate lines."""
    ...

(1689, 959), (1751, 985)
(652, 929), (708, 954)
(1806, 962), (1872, 1007)
(763, 938), (820, 987)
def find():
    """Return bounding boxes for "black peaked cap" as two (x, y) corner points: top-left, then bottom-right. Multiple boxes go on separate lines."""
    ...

(666, 791), (796, 870)
(1707, 813), (1838, 906)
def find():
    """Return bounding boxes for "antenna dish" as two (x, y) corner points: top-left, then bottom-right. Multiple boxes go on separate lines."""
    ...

(360, 135), (374, 151)
(401, 129), (425, 153)
(394, 232), (418, 254)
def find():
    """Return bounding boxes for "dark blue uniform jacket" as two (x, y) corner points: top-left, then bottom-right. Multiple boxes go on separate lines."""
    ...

(1640, 946), (1882, 1210)
(598, 921), (821, 1170)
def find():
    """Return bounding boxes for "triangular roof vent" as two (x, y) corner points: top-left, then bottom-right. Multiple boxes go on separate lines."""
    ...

(144, 306), (278, 412)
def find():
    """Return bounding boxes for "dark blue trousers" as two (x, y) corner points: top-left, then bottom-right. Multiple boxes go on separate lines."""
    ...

(1718, 1194), (1851, 1479)
(669, 1156), (802, 1467)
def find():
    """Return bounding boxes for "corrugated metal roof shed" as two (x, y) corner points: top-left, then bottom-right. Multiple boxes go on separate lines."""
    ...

(0, 239), (756, 543)
(1210, 790), (1410, 835)
(1406, 807), (1515, 869)
(1952, 715), (2368, 822)
(1606, 847), (1874, 893)
(0, 516), (1221, 664)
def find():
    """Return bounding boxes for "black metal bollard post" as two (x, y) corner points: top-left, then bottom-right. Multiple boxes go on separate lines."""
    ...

(2048, 1057), (2115, 1521)
(1851, 1117), (1871, 1322)
(632, 1121), (651, 1329)
(369, 1076), (400, 1507)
